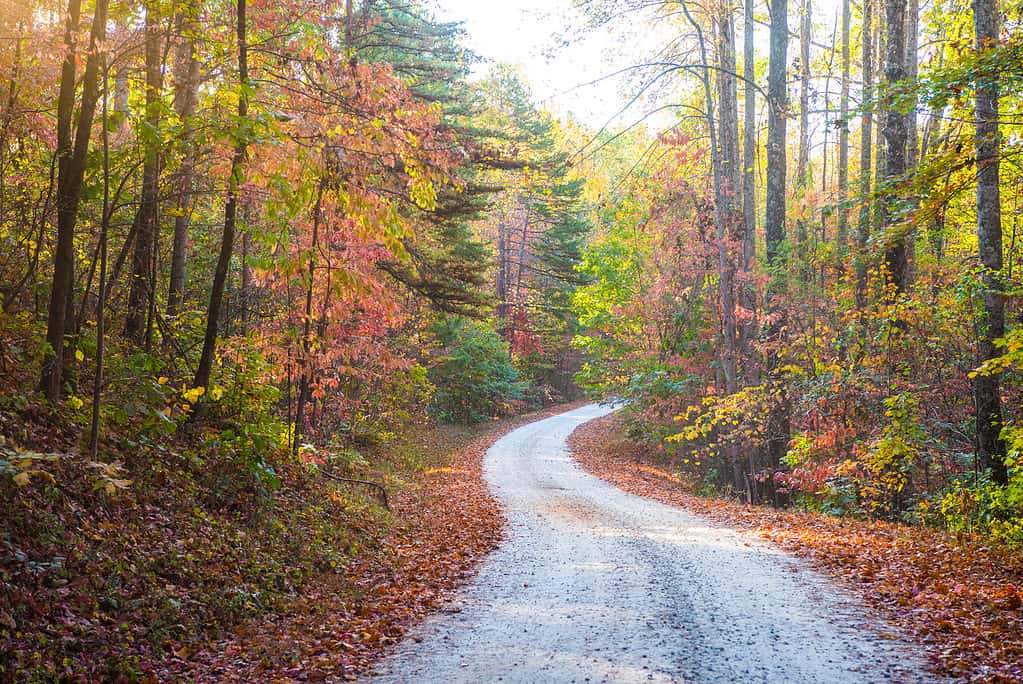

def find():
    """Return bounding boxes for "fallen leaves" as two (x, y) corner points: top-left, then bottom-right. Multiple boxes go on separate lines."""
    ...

(569, 413), (1023, 684)
(172, 402), (585, 682)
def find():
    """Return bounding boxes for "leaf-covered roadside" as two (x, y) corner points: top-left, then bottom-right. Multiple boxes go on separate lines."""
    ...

(168, 402), (584, 683)
(568, 413), (1023, 683)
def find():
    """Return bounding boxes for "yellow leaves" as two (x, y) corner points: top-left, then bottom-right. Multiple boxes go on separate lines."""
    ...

(182, 386), (206, 404)
(66, 395), (84, 411)
(75, 349), (85, 362)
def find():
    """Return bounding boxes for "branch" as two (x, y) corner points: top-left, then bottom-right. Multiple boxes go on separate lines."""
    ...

(320, 469), (390, 510)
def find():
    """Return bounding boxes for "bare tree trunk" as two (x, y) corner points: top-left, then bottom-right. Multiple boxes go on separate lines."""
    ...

(717, 1), (743, 490)
(765, 0), (790, 469)
(294, 180), (326, 457)
(881, 0), (908, 294)
(167, 1), (201, 318)
(40, 0), (109, 401)
(89, 57), (111, 459)
(125, 1), (164, 347)
(739, 0), (757, 375)
(973, 0), (1007, 484)
(193, 0), (249, 393)
(903, 0), (919, 281)
(855, 0), (874, 307)
(794, 0), (812, 278)
(837, 0), (850, 255)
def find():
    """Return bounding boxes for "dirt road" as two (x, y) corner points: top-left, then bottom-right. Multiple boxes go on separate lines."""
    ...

(366, 404), (934, 683)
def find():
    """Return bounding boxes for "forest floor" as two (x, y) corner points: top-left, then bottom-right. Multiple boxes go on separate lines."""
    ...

(0, 382), (582, 683)
(569, 412), (1023, 683)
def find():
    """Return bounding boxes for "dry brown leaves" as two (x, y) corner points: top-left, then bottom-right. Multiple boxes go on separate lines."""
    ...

(176, 402), (585, 683)
(568, 413), (1023, 684)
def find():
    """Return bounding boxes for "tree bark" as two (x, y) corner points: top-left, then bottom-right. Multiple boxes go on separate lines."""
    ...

(973, 0), (1007, 484)
(717, 1), (743, 491)
(167, 2), (201, 318)
(765, 0), (789, 468)
(40, 0), (108, 401)
(193, 0), (249, 393)
(125, 0), (164, 346)
(794, 0), (812, 276)
(739, 0), (757, 376)
(837, 0), (851, 255)
(881, 0), (908, 294)
(855, 0), (873, 307)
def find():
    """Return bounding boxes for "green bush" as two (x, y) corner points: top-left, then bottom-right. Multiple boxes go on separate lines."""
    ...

(429, 317), (524, 423)
(937, 425), (1023, 549)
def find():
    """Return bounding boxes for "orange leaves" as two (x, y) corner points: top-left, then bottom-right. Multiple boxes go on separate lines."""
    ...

(178, 403), (581, 682)
(570, 413), (1023, 683)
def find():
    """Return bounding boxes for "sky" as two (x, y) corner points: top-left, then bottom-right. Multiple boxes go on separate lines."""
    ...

(429, 0), (850, 133)
(428, 0), (641, 130)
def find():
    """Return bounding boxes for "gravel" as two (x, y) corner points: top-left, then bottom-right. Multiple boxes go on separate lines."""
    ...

(365, 404), (937, 683)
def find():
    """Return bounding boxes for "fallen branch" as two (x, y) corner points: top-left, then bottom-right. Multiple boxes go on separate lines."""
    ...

(321, 469), (390, 510)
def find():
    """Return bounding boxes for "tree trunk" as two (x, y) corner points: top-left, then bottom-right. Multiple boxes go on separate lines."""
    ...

(973, 0), (1007, 484)
(794, 0), (812, 278)
(739, 0), (757, 376)
(717, 7), (740, 400)
(855, 0), (873, 307)
(90, 56), (111, 459)
(837, 0), (850, 255)
(125, 1), (164, 346)
(718, 3), (743, 491)
(40, 0), (108, 401)
(193, 0), (249, 393)
(765, 0), (790, 468)
(881, 0), (908, 294)
(294, 180), (326, 457)
(167, 2), (201, 318)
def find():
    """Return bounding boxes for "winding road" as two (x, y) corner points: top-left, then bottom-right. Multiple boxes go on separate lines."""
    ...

(366, 404), (935, 683)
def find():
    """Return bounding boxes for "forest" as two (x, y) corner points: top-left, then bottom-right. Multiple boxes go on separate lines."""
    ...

(1, 0), (1021, 681)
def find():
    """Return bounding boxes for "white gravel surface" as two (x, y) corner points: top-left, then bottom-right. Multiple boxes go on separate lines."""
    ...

(365, 404), (937, 683)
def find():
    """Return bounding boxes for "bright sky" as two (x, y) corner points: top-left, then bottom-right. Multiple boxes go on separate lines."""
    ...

(429, 0), (643, 130)
(429, 0), (849, 133)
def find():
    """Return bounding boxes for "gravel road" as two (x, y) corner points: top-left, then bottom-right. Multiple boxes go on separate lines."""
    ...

(366, 404), (936, 683)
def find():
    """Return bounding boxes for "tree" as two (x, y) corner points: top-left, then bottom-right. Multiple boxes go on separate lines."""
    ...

(837, 0), (851, 253)
(765, 0), (789, 467)
(856, 0), (874, 306)
(973, 0), (1007, 484)
(881, 0), (909, 294)
(40, 0), (109, 401)
(166, 0), (202, 319)
(193, 0), (249, 393)
(124, 0), (164, 346)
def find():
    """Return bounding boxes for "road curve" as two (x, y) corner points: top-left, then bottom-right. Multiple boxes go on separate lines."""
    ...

(365, 404), (934, 683)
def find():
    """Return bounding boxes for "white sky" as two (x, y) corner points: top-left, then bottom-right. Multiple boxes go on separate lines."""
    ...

(429, 0), (850, 133)
(428, 0), (644, 130)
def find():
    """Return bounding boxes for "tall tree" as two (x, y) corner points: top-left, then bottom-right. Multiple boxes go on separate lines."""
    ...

(880, 0), (910, 294)
(837, 0), (851, 254)
(973, 0), (1007, 484)
(765, 0), (789, 467)
(855, 0), (874, 306)
(193, 0), (249, 392)
(717, 0), (743, 488)
(125, 1), (164, 345)
(40, 0), (109, 401)
(794, 0), (812, 275)
(739, 0), (757, 372)
(167, 1), (201, 318)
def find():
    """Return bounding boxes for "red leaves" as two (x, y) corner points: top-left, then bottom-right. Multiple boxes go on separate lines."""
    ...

(570, 413), (1023, 683)
(177, 403), (582, 682)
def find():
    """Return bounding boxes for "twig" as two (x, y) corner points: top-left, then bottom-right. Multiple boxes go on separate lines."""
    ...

(321, 469), (390, 510)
